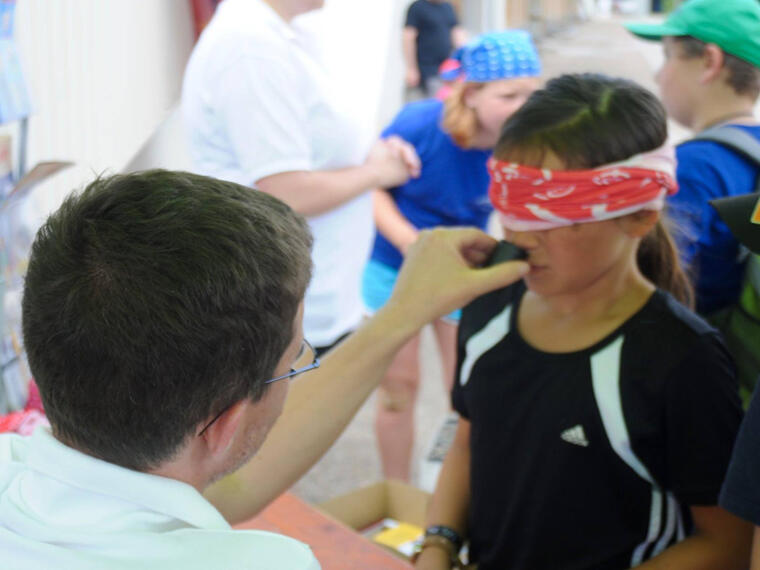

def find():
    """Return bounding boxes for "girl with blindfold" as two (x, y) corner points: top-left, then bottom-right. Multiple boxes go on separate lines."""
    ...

(415, 74), (750, 569)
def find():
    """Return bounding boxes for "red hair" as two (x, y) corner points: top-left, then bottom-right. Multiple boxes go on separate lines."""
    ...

(441, 82), (483, 148)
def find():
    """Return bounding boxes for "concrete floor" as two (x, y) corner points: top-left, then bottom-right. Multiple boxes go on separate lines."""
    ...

(291, 14), (688, 506)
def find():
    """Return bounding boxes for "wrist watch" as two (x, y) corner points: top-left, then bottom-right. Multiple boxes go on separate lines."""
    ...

(410, 526), (465, 568)
(425, 525), (463, 551)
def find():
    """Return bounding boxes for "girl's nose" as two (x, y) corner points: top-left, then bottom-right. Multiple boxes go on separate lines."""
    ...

(502, 227), (540, 249)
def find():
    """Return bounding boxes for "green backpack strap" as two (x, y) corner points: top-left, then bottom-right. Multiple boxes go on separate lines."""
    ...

(688, 125), (760, 405)
(691, 125), (760, 263)
(721, 252), (760, 406)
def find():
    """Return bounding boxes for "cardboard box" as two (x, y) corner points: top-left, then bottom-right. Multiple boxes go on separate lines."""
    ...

(318, 480), (431, 559)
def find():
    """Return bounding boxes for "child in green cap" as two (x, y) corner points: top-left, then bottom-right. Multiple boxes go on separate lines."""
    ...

(625, 0), (760, 315)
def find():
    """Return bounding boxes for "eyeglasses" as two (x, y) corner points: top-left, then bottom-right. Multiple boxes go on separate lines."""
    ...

(197, 339), (320, 436)
(264, 339), (320, 384)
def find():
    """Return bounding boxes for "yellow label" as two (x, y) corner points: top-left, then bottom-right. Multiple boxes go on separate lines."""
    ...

(751, 196), (760, 225)
(373, 522), (424, 549)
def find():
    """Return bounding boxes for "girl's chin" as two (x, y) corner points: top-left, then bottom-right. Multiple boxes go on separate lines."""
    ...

(523, 270), (557, 295)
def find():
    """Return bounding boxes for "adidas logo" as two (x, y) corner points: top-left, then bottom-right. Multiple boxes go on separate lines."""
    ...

(560, 425), (589, 447)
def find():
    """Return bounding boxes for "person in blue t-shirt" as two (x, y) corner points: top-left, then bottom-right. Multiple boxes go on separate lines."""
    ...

(363, 31), (541, 481)
(626, 0), (760, 316)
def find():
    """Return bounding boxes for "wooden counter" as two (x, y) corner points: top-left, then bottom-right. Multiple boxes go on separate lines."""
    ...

(235, 492), (411, 569)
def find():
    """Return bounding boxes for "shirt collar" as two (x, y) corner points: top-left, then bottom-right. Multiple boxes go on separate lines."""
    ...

(218, 0), (297, 41)
(25, 427), (231, 531)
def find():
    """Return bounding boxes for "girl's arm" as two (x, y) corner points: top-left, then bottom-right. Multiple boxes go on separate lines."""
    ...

(415, 418), (471, 570)
(635, 505), (751, 569)
(373, 189), (419, 256)
(752, 526), (760, 569)
(402, 26), (420, 88)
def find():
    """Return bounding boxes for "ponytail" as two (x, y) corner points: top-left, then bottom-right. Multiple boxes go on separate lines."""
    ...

(637, 217), (694, 308)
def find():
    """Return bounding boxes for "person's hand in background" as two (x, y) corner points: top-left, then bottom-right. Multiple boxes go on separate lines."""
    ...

(365, 135), (421, 188)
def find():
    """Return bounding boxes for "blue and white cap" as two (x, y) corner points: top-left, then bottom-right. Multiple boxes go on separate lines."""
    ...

(441, 30), (541, 82)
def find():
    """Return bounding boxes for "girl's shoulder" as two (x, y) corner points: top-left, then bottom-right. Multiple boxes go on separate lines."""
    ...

(621, 289), (729, 372)
(628, 289), (718, 342)
(381, 99), (444, 141)
(459, 281), (525, 337)
(459, 286), (723, 364)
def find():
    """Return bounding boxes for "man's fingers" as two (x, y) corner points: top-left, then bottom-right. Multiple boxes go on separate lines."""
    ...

(389, 228), (528, 327)
(384, 135), (405, 151)
(382, 138), (400, 158)
(468, 260), (530, 298)
(384, 136), (421, 177)
(436, 227), (498, 262)
(399, 143), (421, 177)
(462, 246), (492, 266)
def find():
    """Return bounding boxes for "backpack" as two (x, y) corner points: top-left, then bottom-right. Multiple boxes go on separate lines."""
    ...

(689, 125), (760, 406)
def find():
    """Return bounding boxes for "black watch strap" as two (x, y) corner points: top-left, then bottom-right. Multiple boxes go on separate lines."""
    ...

(425, 525), (463, 552)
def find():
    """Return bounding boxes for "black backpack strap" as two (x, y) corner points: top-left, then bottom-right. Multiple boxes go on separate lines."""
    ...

(689, 125), (760, 191)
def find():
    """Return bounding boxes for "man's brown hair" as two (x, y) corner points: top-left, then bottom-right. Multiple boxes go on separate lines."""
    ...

(23, 170), (313, 471)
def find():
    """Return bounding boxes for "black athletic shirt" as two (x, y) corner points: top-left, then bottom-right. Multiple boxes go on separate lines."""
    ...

(405, 0), (458, 82)
(452, 283), (743, 570)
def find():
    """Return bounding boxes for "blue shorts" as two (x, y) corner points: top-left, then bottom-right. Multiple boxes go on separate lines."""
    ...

(361, 259), (461, 323)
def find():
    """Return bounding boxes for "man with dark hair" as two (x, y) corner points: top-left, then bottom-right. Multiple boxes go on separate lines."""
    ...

(0, 170), (528, 568)
(22, 170), (314, 474)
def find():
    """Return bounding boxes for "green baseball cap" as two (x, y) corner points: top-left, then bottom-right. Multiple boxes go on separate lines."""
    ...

(625, 0), (760, 69)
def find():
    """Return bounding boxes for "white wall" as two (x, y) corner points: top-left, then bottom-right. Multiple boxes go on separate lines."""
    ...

(3, 0), (418, 410)
(11, 0), (422, 223)
(13, 0), (195, 220)
(461, 0), (507, 32)
(12, 0), (555, 221)
(297, 0), (410, 132)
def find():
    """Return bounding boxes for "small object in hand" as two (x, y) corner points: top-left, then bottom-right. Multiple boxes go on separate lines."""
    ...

(485, 240), (527, 267)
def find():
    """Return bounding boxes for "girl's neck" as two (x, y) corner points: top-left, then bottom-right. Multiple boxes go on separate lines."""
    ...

(519, 253), (655, 353)
(547, 260), (650, 317)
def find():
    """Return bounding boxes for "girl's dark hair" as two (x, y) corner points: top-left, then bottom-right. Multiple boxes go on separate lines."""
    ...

(495, 73), (694, 307)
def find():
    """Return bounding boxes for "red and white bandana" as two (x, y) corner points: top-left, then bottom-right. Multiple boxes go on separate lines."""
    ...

(488, 147), (678, 231)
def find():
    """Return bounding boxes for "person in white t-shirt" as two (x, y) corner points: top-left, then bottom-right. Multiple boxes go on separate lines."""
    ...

(0, 170), (528, 569)
(182, 0), (419, 353)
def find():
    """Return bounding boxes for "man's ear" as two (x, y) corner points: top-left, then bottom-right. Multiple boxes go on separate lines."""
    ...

(199, 400), (247, 456)
(699, 43), (726, 84)
(619, 209), (659, 238)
